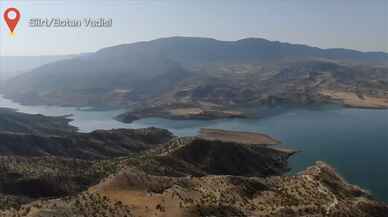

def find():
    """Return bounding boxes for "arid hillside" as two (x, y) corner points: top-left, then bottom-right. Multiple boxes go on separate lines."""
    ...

(0, 125), (387, 217)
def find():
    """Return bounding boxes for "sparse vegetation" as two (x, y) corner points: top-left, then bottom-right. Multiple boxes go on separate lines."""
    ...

(0, 115), (386, 217)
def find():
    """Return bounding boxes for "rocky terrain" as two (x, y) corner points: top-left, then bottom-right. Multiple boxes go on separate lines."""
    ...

(86, 161), (387, 217)
(0, 111), (387, 217)
(2, 37), (388, 122)
(3, 159), (388, 217)
(0, 109), (175, 212)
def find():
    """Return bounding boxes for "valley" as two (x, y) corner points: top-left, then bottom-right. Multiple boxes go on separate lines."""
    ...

(1, 37), (388, 216)
(1, 69), (388, 204)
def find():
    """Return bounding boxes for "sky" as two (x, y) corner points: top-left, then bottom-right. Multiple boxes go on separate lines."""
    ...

(0, 0), (387, 56)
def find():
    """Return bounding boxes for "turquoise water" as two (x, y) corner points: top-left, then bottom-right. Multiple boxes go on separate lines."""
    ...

(0, 95), (387, 202)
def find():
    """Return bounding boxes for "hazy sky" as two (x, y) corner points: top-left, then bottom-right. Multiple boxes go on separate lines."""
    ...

(0, 0), (387, 56)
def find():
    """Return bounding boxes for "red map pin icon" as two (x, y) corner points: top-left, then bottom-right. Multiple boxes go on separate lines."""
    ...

(3, 8), (21, 34)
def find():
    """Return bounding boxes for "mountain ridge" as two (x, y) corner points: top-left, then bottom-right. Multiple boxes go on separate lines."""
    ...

(2, 36), (388, 116)
(97, 36), (388, 64)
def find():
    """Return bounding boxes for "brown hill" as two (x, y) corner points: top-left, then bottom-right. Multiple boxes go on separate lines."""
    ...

(3, 162), (386, 217)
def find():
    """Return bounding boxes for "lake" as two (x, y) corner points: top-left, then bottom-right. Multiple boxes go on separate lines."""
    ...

(0, 95), (387, 202)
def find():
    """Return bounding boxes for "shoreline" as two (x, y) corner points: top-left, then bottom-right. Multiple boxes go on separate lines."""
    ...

(2, 92), (388, 125)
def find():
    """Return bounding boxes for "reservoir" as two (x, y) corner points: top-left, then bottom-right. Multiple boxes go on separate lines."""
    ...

(0, 95), (387, 202)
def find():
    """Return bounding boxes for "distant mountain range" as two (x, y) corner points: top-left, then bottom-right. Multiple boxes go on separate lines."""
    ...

(2, 37), (388, 113)
(0, 55), (77, 81)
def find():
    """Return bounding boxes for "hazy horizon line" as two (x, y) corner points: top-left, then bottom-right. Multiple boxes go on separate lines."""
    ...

(2, 35), (387, 57)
